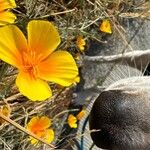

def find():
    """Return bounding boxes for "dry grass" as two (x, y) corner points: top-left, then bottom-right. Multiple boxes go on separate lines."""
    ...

(0, 0), (149, 149)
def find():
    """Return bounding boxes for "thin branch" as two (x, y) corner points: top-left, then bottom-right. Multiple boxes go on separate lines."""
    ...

(37, 8), (76, 19)
(81, 16), (101, 30)
(0, 137), (11, 150)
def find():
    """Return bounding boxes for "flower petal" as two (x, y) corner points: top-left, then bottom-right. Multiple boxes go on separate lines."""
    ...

(29, 129), (54, 145)
(27, 116), (39, 130)
(16, 72), (52, 101)
(44, 129), (54, 143)
(100, 19), (112, 34)
(29, 131), (45, 145)
(74, 76), (80, 83)
(27, 20), (61, 59)
(76, 35), (86, 52)
(38, 116), (52, 129)
(38, 51), (79, 86)
(0, 11), (16, 26)
(76, 109), (86, 120)
(0, 24), (27, 67)
(67, 114), (77, 128)
(0, 105), (11, 125)
(27, 116), (51, 133)
(0, 0), (16, 11)
(29, 136), (38, 145)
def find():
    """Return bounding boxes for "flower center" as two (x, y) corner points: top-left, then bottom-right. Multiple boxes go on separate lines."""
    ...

(24, 64), (37, 79)
(22, 51), (39, 79)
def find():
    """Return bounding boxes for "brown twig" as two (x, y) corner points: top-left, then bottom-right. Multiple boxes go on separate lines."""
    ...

(37, 8), (76, 19)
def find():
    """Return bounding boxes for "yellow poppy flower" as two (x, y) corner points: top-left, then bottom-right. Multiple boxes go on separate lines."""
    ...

(76, 35), (86, 52)
(27, 116), (54, 145)
(0, 20), (79, 101)
(0, 0), (16, 26)
(76, 109), (86, 120)
(99, 19), (112, 34)
(67, 114), (77, 128)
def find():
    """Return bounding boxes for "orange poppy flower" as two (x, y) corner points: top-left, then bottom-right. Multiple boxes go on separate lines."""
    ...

(67, 114), (77, 128)
(0, 20), (79, 101)
(0, 0), (16, 26)
(99, 19), (112, 34)
(67, 109), (86, 128)
(76, 35), (86, 52)
(27, 116), (54, 145)
(76, 109), (86, 120)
